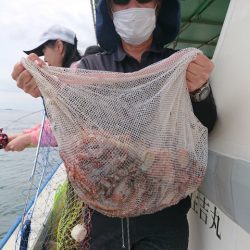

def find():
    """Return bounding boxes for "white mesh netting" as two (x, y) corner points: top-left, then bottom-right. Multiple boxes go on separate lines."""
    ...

(21, 48), (208, 218)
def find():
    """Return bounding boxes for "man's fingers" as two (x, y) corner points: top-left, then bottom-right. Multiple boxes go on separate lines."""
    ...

(186, 70), (209, 85)
(22, 79), (41, 97)
(28, 53), (45, 67)
(11, 62), (25, 81)
(32, 86), (41, 98)
(193, 54), (214, 71)
(16, 70), (33, 88)
(12, 53), (43, 98)
(12, 53), (44, 81)
(186, 53), (214, 92)
(187, 62), (203, 74)
(27, 53), (40, 60)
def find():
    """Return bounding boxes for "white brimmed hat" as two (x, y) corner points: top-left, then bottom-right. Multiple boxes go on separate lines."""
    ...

(24, 24), (76, 56)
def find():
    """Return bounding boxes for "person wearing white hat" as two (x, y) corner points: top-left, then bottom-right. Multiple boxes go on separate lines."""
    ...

(5, 25), (81, 152)
(5, 26), (103, 152)
(24, 24), (81, 67)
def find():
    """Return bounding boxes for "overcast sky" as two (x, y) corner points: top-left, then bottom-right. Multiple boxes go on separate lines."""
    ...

(0, 0), (96, 110)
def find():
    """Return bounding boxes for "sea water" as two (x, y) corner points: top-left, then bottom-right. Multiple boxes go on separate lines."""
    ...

(0, 109), (43, 240)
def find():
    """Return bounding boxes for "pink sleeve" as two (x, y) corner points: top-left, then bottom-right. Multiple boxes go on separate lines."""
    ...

(28, 119), (58, 147)
(70, 60), (81, 70)
(23, 124), (41, 134)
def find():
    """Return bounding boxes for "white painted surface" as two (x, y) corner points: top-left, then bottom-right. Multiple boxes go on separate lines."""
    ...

(188, 193), (250, 250)
(209, 0), (250, 162)
(189, 0), (250, 248)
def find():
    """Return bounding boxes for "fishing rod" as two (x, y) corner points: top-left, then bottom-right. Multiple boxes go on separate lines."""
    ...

(3, 109), (44, 130)
(0, 109), (43, 150)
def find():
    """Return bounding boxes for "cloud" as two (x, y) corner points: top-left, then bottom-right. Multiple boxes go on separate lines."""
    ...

(0, 0), (97, 110)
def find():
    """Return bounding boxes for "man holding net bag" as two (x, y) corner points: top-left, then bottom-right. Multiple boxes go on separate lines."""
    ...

(11, 0), (217, 249)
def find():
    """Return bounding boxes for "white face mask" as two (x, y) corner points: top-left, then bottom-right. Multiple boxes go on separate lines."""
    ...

(113, 8), (156, 45)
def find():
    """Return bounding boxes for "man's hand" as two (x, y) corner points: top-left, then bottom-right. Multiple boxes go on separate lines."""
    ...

(11, 53), (45, 98)
(186, 54), (214, 93)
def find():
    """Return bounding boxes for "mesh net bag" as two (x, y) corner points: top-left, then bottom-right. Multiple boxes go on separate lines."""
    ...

(22, 48), (208, 218)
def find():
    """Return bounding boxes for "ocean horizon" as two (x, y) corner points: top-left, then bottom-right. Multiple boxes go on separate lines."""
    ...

(0, 90), (43, 112)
